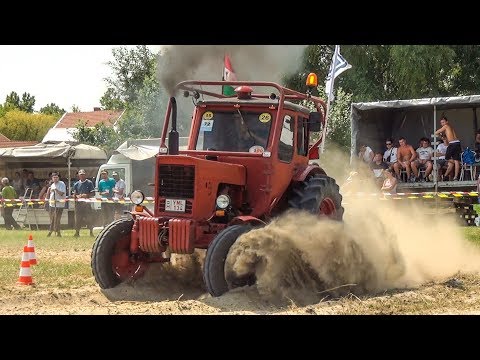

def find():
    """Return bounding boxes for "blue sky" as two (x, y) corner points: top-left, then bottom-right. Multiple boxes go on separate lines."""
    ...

(0, 45), (161, 113)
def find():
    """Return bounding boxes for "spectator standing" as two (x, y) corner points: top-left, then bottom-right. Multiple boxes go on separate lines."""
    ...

(46, 172), (66, 237)
(25, 171), (41, 199)
(112, 171), (126, 220)
(98, 170), (116, 226)
(73, 169), (95, 237)
(1, 177), (21, 230)
(12, 171), (24, 195)
(435, 115), (461, 181)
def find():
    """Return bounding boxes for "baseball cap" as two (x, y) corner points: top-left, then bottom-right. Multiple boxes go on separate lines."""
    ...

(78, 169), (86, 175)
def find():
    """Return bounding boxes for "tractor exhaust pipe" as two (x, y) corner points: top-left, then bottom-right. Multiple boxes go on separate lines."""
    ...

(168, 97), (179, 155)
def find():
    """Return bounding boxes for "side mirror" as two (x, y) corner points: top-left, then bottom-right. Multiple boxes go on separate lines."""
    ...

(309, 112), (323, 132)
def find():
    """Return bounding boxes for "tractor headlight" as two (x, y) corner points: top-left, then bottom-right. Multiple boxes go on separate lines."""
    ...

(216, 194), (231, 209)
(130, 190), (145, 205)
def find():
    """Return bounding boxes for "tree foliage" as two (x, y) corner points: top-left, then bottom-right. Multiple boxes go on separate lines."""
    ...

(104, 45), (157, 105)
(0, 110), (57, 141)
(3, 91), (36, 113)
(40, 103), (66, 117)
(73, 121), (121, 153)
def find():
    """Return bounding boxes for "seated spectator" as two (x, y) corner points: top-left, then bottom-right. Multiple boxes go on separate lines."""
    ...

(358, 143), (374, 164)
(475, 129), (480, 162)
(381, 168), (398, 194)
(383, 138), (398, 169)
(412, 137), (434, 182)
(435, 135), (449, 180)
(370, 153), (389, 187)
(393, 136), (417, 182)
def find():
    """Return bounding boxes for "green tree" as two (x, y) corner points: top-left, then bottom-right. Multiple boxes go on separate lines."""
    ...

(450, 45), (480, 96)
(71, 104), (80, 112)
(4, 91), (20, 110)
(100, 87), (125, 110)
(40, 103), (66, 116)
(323, 87), (353, 152)
(104, 45), (157, 104)
(0, 110), (57, 141)
(117, 75), (168, 139)
(73, 121), (121, 152)
(20, 92), (35, 113)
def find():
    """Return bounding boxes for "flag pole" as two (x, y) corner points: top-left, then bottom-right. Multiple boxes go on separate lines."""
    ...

(320, 45), (339, 154)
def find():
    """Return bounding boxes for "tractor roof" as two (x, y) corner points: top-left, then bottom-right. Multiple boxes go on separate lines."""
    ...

(197, 98), (312, 115)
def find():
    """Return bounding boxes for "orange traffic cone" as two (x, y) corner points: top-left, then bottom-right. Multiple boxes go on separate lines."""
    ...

(17, 246), (34, 286)
(26, 234), (37, 265)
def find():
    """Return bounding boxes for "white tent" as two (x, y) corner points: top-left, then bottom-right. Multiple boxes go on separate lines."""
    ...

(0, 142), (107, 194)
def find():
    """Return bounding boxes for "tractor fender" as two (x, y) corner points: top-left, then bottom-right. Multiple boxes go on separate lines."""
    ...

(229, 216), (266, 227)
(293, 164), (326, 182)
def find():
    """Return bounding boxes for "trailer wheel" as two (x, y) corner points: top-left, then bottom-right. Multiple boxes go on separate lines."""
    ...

(288, 174), (344, 221)
(204, 224), (255, 297)
(91, 218), (149, 289)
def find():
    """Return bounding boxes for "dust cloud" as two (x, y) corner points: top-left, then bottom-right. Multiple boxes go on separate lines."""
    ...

(226, 146), (480, 305)
(157, 45), (307, 94)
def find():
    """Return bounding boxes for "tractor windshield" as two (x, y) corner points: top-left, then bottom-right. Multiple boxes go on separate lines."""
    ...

(195, 110), (273, 153)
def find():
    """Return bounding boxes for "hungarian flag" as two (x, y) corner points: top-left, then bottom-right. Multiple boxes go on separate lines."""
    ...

(222, 54), (237, 96)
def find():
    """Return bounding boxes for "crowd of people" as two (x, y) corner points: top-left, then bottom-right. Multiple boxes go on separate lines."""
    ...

(0, 168), (127, 234)
(357, 115), (476, 193)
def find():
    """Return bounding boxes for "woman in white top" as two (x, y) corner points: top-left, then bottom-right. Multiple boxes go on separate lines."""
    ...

(381, 168), (398, 194)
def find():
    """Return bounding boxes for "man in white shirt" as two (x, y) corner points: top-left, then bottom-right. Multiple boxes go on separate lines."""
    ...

(47, 172), (66, 237)
(112, 171), (126, 220)
(358, 143), (374, 163)
(383, 138), (398, 169)
(412, 137), (434, 182)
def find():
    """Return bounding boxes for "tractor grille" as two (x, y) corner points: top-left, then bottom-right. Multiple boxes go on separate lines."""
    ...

(159, 165), (195, 198)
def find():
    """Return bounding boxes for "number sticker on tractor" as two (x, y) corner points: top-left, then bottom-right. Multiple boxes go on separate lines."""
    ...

(203, 111), (214, 120)
(259, 113), (271, 123)
(200, 119), (214, 132)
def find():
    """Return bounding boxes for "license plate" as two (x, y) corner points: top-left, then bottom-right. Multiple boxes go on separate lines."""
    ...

(165, 199), (186, 212)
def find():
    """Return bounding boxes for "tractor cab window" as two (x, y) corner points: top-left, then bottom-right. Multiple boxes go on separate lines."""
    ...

(278, 114), (294, 162)
(196, 110), (272, 153)
(297, 116), (308, 156)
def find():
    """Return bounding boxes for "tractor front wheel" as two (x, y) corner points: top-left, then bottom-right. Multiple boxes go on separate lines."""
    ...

(203, 224), (255, 297)
(91, 218), (149, 289)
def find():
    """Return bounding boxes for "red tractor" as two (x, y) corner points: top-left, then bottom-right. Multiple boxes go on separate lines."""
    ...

(91, 76), (344, 296)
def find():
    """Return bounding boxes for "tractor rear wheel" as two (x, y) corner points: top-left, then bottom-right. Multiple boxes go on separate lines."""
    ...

(288, 174), (344, 221)
(203, 224), (255, 297)
(91, 218), (149, 289)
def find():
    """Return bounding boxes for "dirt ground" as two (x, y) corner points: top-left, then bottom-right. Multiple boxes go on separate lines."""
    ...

(3, 252), (480, 315)
(3, 197), (480, 315)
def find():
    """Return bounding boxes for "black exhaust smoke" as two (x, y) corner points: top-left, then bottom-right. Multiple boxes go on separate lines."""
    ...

(168, 97), (179, 155)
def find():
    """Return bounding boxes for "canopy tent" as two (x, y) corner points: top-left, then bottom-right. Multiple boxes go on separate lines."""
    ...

(0, 142), (108, 194)
(351, 95), (480, 160)
(113, 138), (189, 161)
(0, 141), (107, 160)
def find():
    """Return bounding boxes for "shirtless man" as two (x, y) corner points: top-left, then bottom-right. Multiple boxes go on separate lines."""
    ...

(435, 115), (461, 181)
(393, 136), (417, 182)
